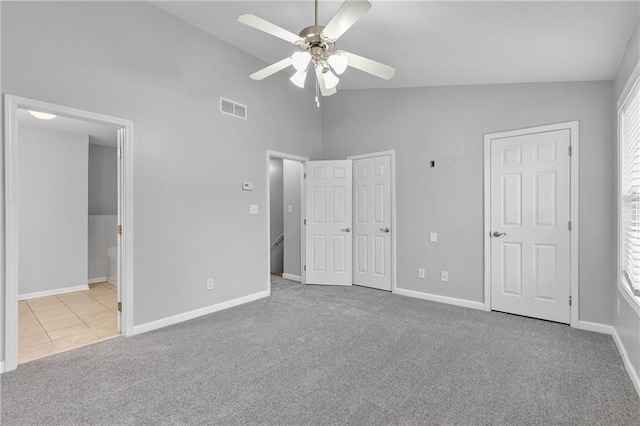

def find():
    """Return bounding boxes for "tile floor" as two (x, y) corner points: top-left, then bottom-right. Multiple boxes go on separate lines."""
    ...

(18, 282), (120, 364)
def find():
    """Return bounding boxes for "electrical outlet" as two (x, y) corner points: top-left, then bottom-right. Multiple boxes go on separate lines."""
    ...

(429, 232), (437, 243)
(418, 268), (425, 279)
(206, 278), (214, 290)
(440, 271), (448, 282)
(249, 204), (259, 215)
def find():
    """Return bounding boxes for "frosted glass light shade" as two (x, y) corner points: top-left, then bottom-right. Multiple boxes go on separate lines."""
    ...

(322, 69), (340, 89)
(291, 51), (311, 72)
(28, 110), (56, 120)
(328, 52), (348, 75)
(290, 70), (308, 88)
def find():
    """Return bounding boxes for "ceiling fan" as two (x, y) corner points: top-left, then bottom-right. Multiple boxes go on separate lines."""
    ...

(237, 0), (396, 103)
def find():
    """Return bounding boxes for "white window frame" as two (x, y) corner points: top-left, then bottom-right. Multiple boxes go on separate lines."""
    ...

(618, 60), (640, 306)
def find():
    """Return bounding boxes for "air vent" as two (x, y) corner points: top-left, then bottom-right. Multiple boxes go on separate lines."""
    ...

(220, 97), (247, 120)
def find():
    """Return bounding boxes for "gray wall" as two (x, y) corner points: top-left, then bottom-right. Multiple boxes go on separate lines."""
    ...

(88, 143), (117, 280)
(322, 81), (615, 325)
(88, 143), (117, 215)
(1, 0), (322, 360)
(270, 158), (284, 273)
(18, 125), (88, 295)
(614, 16), (640, 390)
(283, 159), (302, 277)
(88, 215), (117, 280)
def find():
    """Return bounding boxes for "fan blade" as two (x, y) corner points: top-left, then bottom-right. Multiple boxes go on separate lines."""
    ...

(315, 66), (338, 97)
(341, 51), (396, 80)
(250, 57), (292, 80)
(238, 14), (302, 44)
(321, 0), (371, 42)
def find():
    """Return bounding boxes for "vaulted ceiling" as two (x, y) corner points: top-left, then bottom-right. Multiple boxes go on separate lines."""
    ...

(152, 1), (639, 90)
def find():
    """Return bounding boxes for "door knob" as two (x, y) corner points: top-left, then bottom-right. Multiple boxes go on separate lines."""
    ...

(492, 231), (507, 237)
(380, 228), (390, 233)
(342, 228), (351, 233)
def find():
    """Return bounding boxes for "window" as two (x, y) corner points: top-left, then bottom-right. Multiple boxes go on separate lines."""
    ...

(620, 75), (640, 297)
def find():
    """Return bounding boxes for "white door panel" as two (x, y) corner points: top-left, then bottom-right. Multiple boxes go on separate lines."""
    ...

(490, 129), (570, 324)
(353, 155), (392, 291)
(305, 160), (352, 285)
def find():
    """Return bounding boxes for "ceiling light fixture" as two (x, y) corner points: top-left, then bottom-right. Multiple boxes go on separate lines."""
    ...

(238, 0), (396, 106)
(28, 110), (56, 120)
(290, 69), (308, 88)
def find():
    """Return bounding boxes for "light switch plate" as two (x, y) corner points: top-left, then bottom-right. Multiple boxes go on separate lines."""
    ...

(287, 205), (293, 214)
(429, 232), (437, 243)
(242, 182), (254, 191)
(440, 271), (448, 282)
(249, 204), (259, 214)
(418, 268), (425, 279)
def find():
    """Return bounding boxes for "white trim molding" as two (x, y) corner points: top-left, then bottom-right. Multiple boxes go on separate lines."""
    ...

(0, 362), (5, 374)
(3, 94), (135, 373)
(282, 273), (301, 282)
(612, 327), (640, 398)
(395, 287), (485, 311)
(18, 285), (90, 301)
(483, 121), (580, 327)
(133, 290), (270, 335)
(575, 321), (614, 335)
(88, 277), (108, 285)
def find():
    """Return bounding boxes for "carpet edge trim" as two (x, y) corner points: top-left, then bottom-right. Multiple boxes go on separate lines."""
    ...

(394, 287), (484, 310)
(18, 284), (90, 301)
(612, 327), (640, 399)
(132, 290), (270, 335)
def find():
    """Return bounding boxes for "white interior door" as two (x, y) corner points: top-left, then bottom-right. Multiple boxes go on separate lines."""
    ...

(490, 129), (571, 324)
(305, 160), (352, 286)
(116, 128), (123, 331)
(352, 155), (392, 291)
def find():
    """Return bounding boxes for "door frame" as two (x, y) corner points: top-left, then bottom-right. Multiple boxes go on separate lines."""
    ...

(265, 150), (308, 291)
(347, 150), (397, 293)
(3, 95), (135, 372)
(483, 121), (579, 327)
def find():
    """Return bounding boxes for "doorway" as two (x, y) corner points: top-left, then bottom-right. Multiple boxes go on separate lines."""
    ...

(483, 121), (579, 326)
(266, 151), (308, 290)
(4, 95), (134, 372)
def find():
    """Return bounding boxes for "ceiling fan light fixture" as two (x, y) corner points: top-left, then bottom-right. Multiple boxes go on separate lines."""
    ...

(290, 69), (308, 88)
(328, 52), (348, 75)
(322, 68), (340, 89)
(291, 51), (311, 72)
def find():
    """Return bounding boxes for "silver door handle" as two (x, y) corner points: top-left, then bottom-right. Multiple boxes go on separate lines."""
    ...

(342, 228), (351, 233)
(380, 228), (390, 233)
(492, 231), (507, 237)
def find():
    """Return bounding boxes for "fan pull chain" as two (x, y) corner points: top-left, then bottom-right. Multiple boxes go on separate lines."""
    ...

(315, 76), (320, 108)
(315, 0), (318, 26)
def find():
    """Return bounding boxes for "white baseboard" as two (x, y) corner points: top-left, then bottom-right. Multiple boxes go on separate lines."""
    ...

(88, 277), (107, 285)
(612, 327), (640, 398)
(0, 361), (5, 374)
(133, 290), (270, 335)
(106, 280), (118, 286)
(18, 284), (90, 301)
(394, 287), (485, 311)
(576, 320), (614, 335)
(282, 273), (301, 282)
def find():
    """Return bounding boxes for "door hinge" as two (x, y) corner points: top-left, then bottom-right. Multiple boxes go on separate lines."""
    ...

(117, 302), (122, 312)
(568, 221), (572, 231)
(117, 225), (123, 235)
(568, 146), (573, 156)
(304, 265), (306, 271)
(304, 219), (307, 225)
(118, 147), (122, 158)
(304, 172), (307, 179)
(569, 296), (572, 306)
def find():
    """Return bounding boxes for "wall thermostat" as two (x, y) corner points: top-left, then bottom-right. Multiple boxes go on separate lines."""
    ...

(242, 182), (254, 191)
